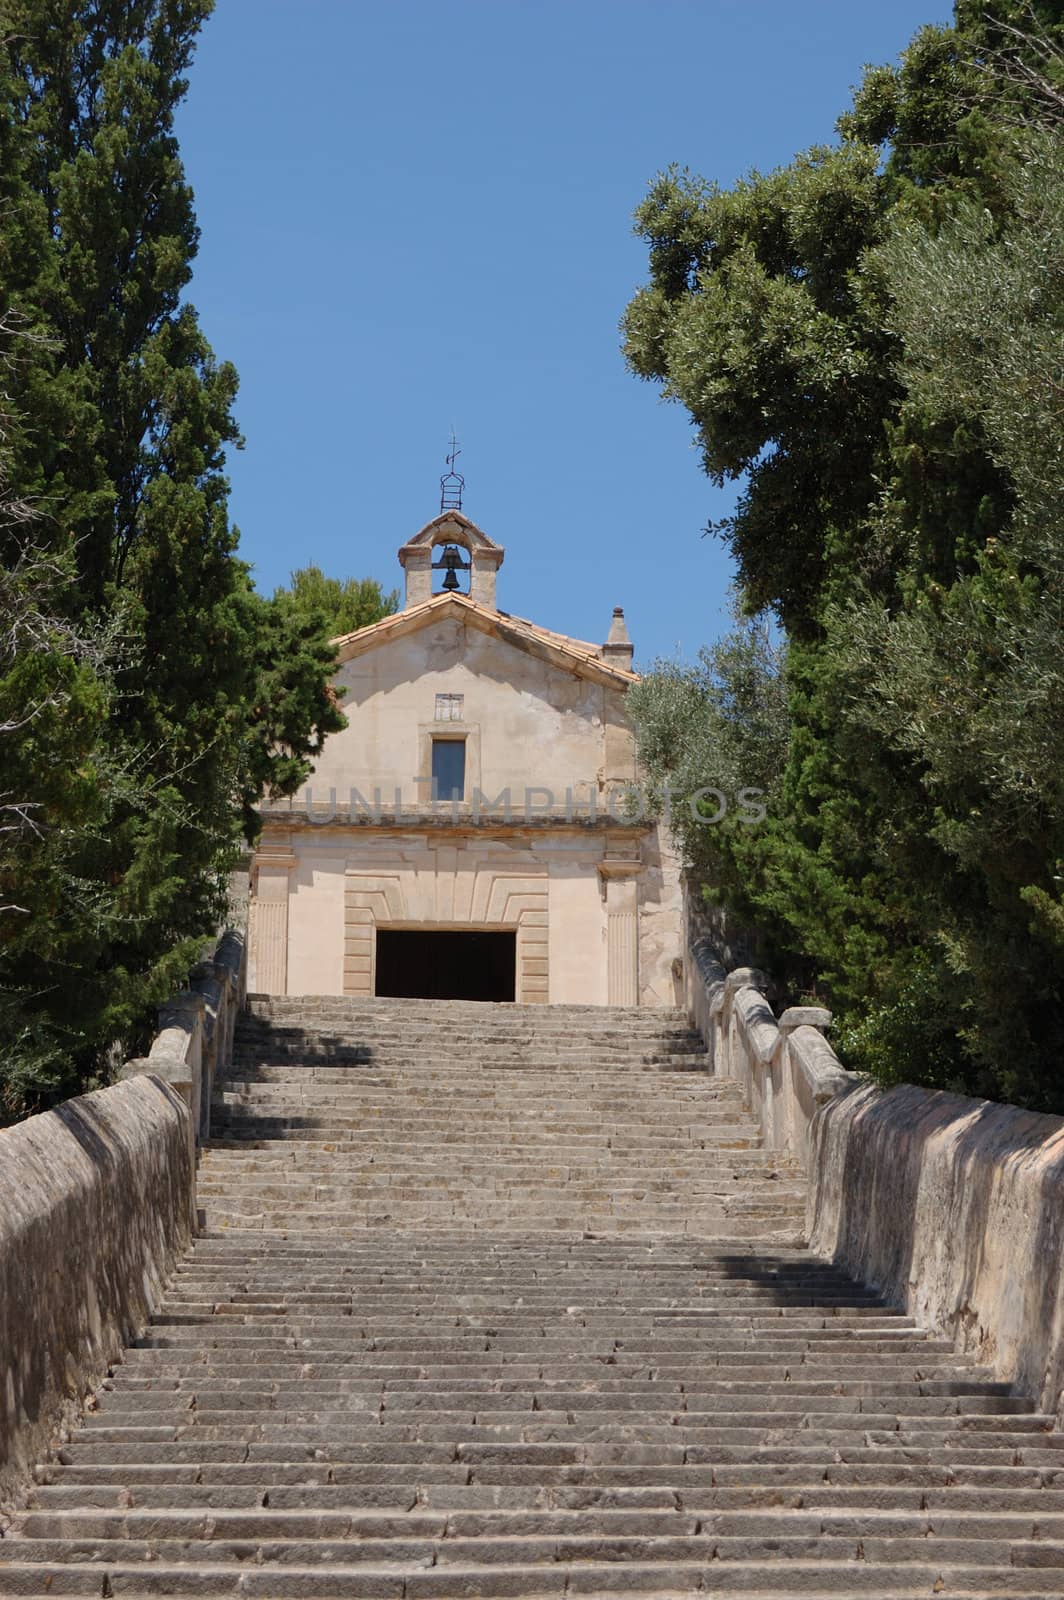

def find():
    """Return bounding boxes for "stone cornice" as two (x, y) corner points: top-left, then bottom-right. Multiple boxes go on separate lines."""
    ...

(597, 858), (644, 879)
(257, 806), (650, 838)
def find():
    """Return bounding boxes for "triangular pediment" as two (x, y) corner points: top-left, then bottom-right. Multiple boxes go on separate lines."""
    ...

(331, 592), (636, 689)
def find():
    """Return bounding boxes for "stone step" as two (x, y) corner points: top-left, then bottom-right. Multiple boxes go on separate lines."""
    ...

(28, 1479), (1064, 1512)
(91, 1381), (1007, 1407)
(202, 1138), (767, 1156)
(231, 1034), (711, 1055)
(199, 1158), (771, 1177)
(195, 1187), (797, 1202)
(238, 1012), (702, 1022)
(200, 1146), (768, 1162)
(6, 1561), (1064, 1597)
(226, 1059), (730, 1078)
(233, 1036), (709, 1049)
(215, 1082), (727, 1100)
(156, 1288), (859, 1307)
(69, 1428), (1046, 1457)
(23, 1502), (1064, 1542)
(192, 1164), (796, 1185)
(215, 1078), (731, 1096)
(232, 1029), (709, 1049)
(36, 1458), (1054, 1490)
(229, 1043), (713, 1058)
(211, 1091), (738, 1112)
(9, 1001), (1061, 1598)
(241, 997), (693, 1021)
(196, 1203), (796, 1216)
(235, 1034), (710, 1050)
(237, 1014), (702, 1030)
(58, 1436), (1064, 1465)
(198, 1221), (806, 1241)
(10, 1520), (1064, 1557)
(232, 1046), (714, 1059)
(215, 1129), (744, 1147)
(193, 1198), (810, 1218)
(208, 1111), (756, 1131)
(231, 1030), (710, 1047)
(87, 1403), (1014, 1428)
(207, 1098), (756, 1119)
(161, 1262), (845, 1280)
(228, 1061), (714, 1077)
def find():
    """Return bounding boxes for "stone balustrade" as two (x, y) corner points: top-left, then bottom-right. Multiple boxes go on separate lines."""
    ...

(684, 904), (1064, 1419)
(120, 925), (246, 1147)
(683, 931), (852, 1165)
(0, 923), (245, 1514)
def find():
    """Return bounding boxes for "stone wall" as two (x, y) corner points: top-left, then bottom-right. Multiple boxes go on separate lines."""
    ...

(0, 1076), (194, 1513)
(685, 902), (1064, 1417)
(0, 920), (246, 1514)
(808, 1083), (1064, 1420)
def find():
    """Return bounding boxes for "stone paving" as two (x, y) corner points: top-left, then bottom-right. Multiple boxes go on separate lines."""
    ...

(5, 998), (1063, 1596)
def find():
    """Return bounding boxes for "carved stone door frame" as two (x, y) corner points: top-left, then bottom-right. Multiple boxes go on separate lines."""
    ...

(344, 852), (548, 1003)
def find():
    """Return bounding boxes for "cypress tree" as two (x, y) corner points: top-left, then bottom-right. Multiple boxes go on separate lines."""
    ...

(0, 0), (345, 1115)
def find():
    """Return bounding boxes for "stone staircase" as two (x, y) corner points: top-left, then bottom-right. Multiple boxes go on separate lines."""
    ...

(6, 997), (1064, 1596)
(201, 998), (803, 1239)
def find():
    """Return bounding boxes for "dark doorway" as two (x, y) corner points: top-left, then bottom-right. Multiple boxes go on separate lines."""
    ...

(375, 929), (516, 1001)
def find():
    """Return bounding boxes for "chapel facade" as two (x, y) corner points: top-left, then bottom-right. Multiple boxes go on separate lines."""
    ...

(246, 504), (683, 1006)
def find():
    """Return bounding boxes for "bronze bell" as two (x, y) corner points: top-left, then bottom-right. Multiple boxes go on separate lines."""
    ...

(432, 544), (470, 593)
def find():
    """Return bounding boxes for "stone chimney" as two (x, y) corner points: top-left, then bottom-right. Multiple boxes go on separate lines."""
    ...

(602, 607), (634, 671)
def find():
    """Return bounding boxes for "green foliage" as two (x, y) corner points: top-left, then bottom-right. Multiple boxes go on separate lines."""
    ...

(274, 566), (399, 639)
(828, 127), (1064, 1105)
(831, 950), (973, 1094)
(627, 602), (789, 844)
(625, 3), (1064, 1109)
(623, 140), (892, 629)
(627, 606), (794, 961)
(623, 0), (1063, 635)
(0, 2), (345, 1119)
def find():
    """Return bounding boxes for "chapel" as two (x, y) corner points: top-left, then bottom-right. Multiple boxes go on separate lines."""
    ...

(246, 484), (683, 1006)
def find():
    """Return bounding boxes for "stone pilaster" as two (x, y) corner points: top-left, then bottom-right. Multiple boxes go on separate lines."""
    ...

(249, 843), (295, 996)
(400, 548), (432, 608)
(469, 548), (502, 610)
(516, 906), (549, 1004)
(599, 858), (641, 1006)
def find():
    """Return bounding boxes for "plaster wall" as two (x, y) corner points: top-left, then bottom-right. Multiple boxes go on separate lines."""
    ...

(287, 850), (347, 996)
(545, 840), (609, 1007)
(310, 615), (635, 806)
(251, 611), (683, 1006)
(638, 825), (685, 1007)
(263, 822), (682, 1007)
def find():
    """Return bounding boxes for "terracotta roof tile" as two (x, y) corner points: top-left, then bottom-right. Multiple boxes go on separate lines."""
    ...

(331, 592), (637, 684)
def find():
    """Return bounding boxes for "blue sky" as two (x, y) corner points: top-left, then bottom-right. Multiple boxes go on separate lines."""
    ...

(176, 0), (948, 666)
